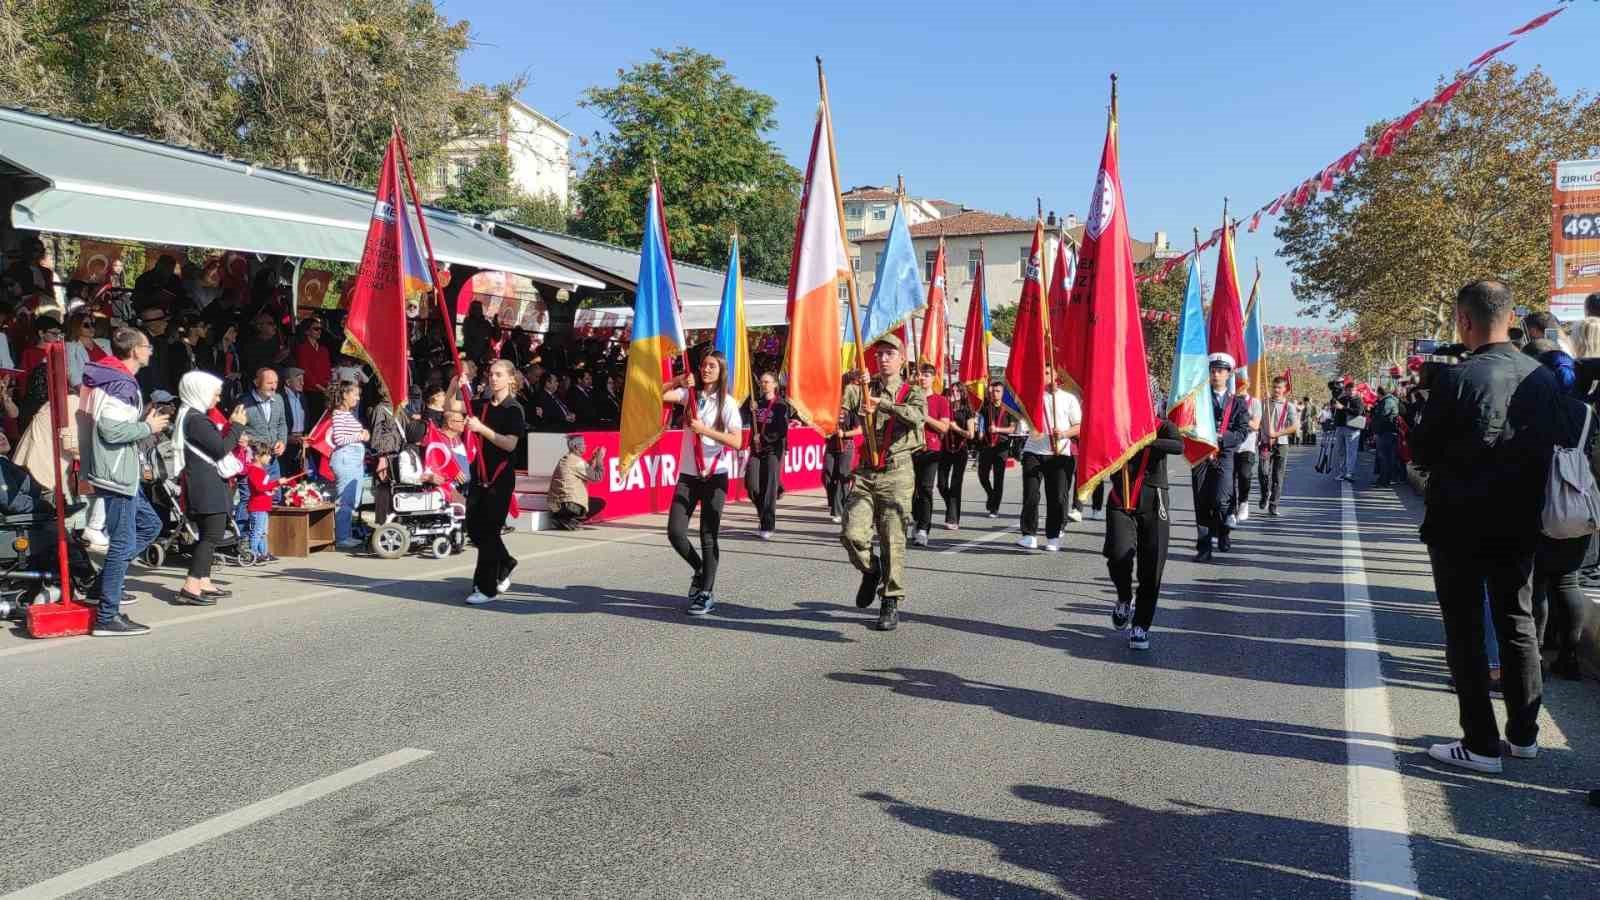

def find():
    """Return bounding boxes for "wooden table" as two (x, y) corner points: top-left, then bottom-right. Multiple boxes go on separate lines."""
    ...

(267, 503), (336, 557)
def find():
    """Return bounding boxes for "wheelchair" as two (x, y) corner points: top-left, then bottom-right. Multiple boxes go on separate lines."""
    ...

(366, 448), (467, 560)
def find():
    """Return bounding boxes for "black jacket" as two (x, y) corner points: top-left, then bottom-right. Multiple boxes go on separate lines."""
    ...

(1110, 419), (1184, 503)
(182, 414), (242, 515)
(1409, 342), (1583, 549)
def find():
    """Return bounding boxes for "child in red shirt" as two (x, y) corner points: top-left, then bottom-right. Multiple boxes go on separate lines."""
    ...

(244, 440), (279, 563)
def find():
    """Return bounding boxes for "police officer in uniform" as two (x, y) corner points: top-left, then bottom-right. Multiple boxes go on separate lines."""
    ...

(841, 333), (927, 631)
(1192, 352), (1252, 562)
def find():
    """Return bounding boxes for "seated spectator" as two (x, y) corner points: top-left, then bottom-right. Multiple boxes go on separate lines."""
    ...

(546, 434), (607, 530)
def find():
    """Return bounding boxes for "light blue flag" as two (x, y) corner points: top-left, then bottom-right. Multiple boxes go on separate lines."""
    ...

(1167, 258), (1217, 458)
(860, 201), (923, 346)
(712, 236), (752, 405)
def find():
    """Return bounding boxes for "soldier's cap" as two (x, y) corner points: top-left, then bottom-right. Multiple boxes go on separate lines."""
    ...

(1207, 352), (1236, 371)
(870, 332), (904, 353)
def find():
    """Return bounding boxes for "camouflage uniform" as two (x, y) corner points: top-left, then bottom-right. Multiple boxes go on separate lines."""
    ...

(841, 371), (926, 626)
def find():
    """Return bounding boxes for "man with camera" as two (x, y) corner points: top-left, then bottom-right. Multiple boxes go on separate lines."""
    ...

(1330, 379), (1365, 483)
(1409, 280), (1584, 774)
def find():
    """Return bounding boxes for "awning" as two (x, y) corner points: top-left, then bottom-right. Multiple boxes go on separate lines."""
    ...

(0, 107), (603, 290)
(494, 222), (788, 318)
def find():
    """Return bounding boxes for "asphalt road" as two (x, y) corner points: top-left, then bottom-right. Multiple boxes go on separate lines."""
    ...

(0, 447), (1595, 898)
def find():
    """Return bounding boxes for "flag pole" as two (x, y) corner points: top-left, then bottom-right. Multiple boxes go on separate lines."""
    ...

(392, 120), (467, 416)
(736, 225), (757, 406)
(652, 159), (701, 426)
(1037, 197), (1062, 454)
(817, 56), (875, 460)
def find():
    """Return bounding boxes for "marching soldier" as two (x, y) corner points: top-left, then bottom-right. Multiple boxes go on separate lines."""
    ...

(841, 333), (927, 631)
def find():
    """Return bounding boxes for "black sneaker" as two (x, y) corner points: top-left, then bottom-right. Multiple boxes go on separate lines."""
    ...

(686, 592), (714, 616)
(855, 565), (881, 609)
(687, 572), (703, 600)
(875, 597), (899, 631)
(1589, 788), (1600, 808)
(87, 592), (138, 607)
(92, 615), (151, 637)
(1217, 538), (1232, 553)
(1111, 601), (1132, 631)
(1194, 549), (1214, 563)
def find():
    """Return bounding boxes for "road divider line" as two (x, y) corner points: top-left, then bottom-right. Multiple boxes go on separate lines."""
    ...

(939, 525), (1017, 555)
(1339, 481), (1420, 899)
(1, 748), (433, 900)
(0, 530), (656, 661)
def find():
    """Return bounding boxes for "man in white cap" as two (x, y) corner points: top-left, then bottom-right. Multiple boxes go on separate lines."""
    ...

(1191, 353), (1252, 562)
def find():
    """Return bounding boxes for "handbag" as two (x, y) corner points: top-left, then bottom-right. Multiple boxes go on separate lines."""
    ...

(1542, 405), (1600, 539)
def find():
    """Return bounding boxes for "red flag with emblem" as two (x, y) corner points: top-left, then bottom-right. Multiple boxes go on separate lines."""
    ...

(1002, 220), (1050, 432)
(305, 413), (335, 481)
(1050, 236), (1087, 396)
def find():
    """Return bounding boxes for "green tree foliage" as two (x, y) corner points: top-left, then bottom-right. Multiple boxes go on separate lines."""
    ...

(435, 145), (570, 232)
(573, 48), (801, 284)
(989, 303), (1018, 345)
(0, 0), (517, 186)
(1137, 259), (1189, 398)
(1276, 63), (1600, 362)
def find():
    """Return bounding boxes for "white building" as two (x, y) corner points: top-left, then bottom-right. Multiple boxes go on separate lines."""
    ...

(423, 98), (572, 206)
(841, 185), (943, 243)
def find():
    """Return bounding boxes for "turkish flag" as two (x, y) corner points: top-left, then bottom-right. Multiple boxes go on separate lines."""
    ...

(1070, 90), (1158, 502)
(422, 421), (464, 485)
(1002, 220), (1050, 433)
(305, 413), (335, 481)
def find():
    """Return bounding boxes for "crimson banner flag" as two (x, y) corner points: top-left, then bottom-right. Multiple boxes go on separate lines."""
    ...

(957, 253), (991, 407)
(1049, 236), (1087, 396)
(344, 130), (432, 409)
(918, 239), (949, 391)
(1207, 218), (1247, 371)
(1071, 83), (1158, 501)
(1002, 220), (1050, 432)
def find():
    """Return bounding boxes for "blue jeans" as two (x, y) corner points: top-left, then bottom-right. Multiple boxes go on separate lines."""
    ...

(249, 510), (269, 557)
(236, 458), (280, 530)
(330, 444), (365, 544)
(1340, 426), (1361, 479)
(96, 490), (162, 625)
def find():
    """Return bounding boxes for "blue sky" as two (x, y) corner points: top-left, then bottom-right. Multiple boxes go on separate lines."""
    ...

(439, 1), (1591, 327)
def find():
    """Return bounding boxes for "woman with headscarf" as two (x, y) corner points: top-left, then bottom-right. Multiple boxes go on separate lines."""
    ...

(172, 371), (248, 606)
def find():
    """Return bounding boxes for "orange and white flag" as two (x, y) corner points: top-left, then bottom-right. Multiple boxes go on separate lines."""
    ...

(783, 102), (850, 435)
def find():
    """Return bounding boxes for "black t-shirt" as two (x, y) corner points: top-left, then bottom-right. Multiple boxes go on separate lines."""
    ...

(478, 397), (527, 487)
(750, 397), (790, 456)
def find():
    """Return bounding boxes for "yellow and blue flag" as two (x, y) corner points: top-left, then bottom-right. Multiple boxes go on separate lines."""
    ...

(713, 236), (752, 405)
(618, 179), (686, 471)
(1242, 261), (1267, 400)
(398, 202), (434, 298)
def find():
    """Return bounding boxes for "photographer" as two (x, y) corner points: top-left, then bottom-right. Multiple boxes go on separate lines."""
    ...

(1330, 378), (1366, 483)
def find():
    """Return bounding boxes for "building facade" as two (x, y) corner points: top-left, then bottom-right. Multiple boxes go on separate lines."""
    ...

(841, 186), (943, 243)
(422, 99), (572, 207)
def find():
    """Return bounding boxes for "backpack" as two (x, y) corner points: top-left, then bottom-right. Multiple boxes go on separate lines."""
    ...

(1542, 405), (1600, 539)
(368, 404), (407, 456)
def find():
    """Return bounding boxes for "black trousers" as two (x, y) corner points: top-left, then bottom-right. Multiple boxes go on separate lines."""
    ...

(187, 511), (226, 579)
(1258, 446), (1288, 508)
(667, 474), (727, 594)
(744, 452), (781, 531)
(977, 447), (1008, 514)
(1234, 450), (1256, 512)
(1103, 486), (1170, 630)
(467, 480), (516, 596)
(550, 498), (605, 531)
(911, 450), (941, 532)
(1073, 482), (1104, 513)
(937, 450), (967, 525)
(1426, 541), (1541, 757)
(1191, 461), (1231, 552)
(1020, 453), (1071, 538)
(823, 447), (853, 518)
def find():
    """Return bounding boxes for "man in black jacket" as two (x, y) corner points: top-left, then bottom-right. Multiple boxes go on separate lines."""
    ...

(1409, 279), (1584, 774)
(1331, 380), (1366, 482)
(1191, 353), (1253, 562)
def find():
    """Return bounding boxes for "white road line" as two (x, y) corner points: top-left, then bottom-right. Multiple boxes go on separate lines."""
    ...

(1340, 482), (1420, 899)
(1, 748), (433, 900)
(939, 524), (1017, 555)
(0, 529), (656, 661)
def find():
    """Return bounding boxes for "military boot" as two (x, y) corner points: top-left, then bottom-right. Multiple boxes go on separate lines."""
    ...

(855, 559), (881, 609)
(876, 597), (899, 631)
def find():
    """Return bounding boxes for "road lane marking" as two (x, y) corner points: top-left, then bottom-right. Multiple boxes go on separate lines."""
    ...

(939, 525), (1017, 555)
(1340, 482), (1420, 899)
(2, 748), (433, 900)
(0, 529), (656, 661)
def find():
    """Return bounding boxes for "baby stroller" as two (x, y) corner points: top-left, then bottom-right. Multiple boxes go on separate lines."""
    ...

(367, 447), (466, 560)
(140, 439), (258, 570)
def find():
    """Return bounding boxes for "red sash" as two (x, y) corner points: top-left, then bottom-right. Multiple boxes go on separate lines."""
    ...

(866, 383), (912, 469)
(1112, 450), (1152, 512)
(1217, 393), (1235, 434)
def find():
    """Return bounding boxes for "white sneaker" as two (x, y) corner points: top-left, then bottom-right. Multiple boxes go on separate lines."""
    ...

(987, 512), (999, 519)
(1427, 741), (1503, 774)
(1225, 513), (1238, 528)
(913, 530), (929, 547)
(1044, 538), (1060, 552)
(1067, 509), (1084, 523)
(829, 515), (841, 524)
(496, 575), (512, 594)
(82, 528), (109, 550)
(1505, 739), (1538, 759)
(464, 591), (493, 606)
(758, 530), (774, 540)
(1237, 506), (1250, 523)
(1089, 508), (1104, 521)
(1017, 535), (1038, 550)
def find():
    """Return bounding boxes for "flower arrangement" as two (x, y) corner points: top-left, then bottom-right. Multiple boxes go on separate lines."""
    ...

(283, 481), (328, 508)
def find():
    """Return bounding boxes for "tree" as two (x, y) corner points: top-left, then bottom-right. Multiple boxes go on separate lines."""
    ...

(573, 48), (801, 284)
(1277, 63), (1600, 357)
(434, 145), (570, 232)
(0, 0), (517, 187)
(1137, 259), (1189, 399)
(989, 304), (1018, 345)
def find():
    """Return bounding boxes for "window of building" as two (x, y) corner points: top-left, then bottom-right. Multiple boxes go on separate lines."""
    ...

(454, 157), (470, 183)
(875, 252), (884, 273)
(847, 228), (864, 241)
(838, 279), (849, 302)
(872, 207), (887, 221)
(435, 160), (449, 188)
(1020, 246), (1031, 268)
(967, 249), (981, 281)
(925, 250), (937, 282)
(846, 204), (862, 220)
(851, 255), (860, 272)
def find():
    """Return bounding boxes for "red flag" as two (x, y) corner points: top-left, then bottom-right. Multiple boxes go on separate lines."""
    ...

(1247, 210), (1263, 233)
(1318, 167), (1335, 193)
(1282, 367), (1292, 392)
(1429, 74), (1470, 111)
(305, 413), (335, 481)
(422, 421), (464, 485)
(1072, 81), (1159, 501)
(1508, 7), (1563, 36)
(1206, 219), (1247, 369)
(1373, 104), (1427, 158)
(957, 252), (991, 407)
(1002, 220), (1050, 432)
(1268, 193), (1287, 216)
(1468, 40), (1515, 69)
(1049, 236), (1087, 395)
(919, 239), (949, 391)
(344, 129), (429, 412)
